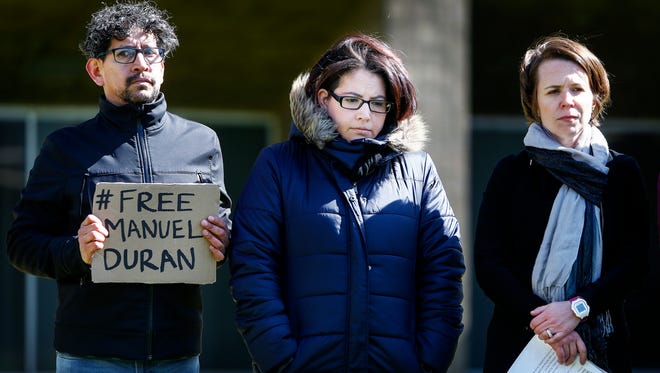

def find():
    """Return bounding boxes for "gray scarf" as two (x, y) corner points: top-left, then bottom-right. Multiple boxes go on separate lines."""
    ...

(525, 123), (613, 371)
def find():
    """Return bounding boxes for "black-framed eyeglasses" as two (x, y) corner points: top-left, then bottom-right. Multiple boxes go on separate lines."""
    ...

(97, 47), (166, 64)
(328, 91), (392, 114)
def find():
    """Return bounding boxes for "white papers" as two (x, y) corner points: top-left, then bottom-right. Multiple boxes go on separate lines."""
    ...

(508, 335), (606, 373)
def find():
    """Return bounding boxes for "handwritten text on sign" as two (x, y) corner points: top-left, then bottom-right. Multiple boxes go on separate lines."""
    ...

(91, 182), (220, 284)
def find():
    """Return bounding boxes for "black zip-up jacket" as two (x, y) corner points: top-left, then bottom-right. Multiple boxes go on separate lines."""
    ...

(6, 94), (231, 360)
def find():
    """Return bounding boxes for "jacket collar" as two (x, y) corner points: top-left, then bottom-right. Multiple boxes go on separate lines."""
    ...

(98, 93), (167, 131)
(288, 73), (428, 152)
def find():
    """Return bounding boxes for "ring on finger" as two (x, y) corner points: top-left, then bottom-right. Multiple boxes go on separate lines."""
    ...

(546, 328), (553, 338)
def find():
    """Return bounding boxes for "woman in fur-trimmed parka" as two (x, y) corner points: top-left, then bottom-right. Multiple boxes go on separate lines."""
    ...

(229, 34), (465, 373)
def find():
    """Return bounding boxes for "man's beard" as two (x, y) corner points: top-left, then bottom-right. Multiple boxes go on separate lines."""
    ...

(120, 74), (160, 105)
(120, 88), (159, 105)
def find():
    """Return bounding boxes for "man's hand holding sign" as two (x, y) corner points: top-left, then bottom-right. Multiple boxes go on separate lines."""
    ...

(78, 182), (230, 284)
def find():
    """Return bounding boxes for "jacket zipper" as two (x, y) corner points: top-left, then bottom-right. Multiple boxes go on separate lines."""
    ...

(79, 172), (89, 220)
(136, 121), (153, 183)
(147, 285), (154, 360)
(136, 119), (154, 359)
(79, 173), (89, 287)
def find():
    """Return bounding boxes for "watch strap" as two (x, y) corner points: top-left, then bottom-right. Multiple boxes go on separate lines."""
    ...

(570, 296), (589, 322)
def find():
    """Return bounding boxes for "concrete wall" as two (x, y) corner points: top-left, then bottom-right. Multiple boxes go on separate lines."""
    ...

(385, 0), (471, 371)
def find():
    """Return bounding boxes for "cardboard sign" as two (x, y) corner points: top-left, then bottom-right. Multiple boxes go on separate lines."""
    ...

(91, 182), (220, 284)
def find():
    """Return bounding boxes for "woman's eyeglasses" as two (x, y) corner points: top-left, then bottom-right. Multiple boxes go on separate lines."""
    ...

(329, 91), (392, 114)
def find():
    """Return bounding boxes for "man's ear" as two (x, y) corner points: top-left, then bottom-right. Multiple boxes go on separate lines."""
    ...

(85, 58), (104, 87)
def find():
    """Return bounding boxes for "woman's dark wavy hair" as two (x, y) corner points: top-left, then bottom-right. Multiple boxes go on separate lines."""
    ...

(304, 33), (417, 126)
(79, 0), (179, 60)
(520, 34), (610, 126)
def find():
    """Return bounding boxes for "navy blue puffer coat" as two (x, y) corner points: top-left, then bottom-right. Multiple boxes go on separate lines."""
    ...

(229, 74), (465, 373)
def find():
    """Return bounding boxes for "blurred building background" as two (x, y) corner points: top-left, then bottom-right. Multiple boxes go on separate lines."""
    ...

(1, 0), (658, 372)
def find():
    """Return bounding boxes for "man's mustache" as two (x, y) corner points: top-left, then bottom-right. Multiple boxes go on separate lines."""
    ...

(127, 74), (154, 85)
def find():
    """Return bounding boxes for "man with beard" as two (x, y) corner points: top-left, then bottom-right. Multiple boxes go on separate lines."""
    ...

(6, 2), (231, 372)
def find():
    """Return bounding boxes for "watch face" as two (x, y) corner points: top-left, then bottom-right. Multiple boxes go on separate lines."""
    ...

(572, 298), (590, 319)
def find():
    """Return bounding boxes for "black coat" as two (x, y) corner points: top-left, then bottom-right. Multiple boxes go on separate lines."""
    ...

(474, 149), (649, 373)
(6, 94), (231, 360)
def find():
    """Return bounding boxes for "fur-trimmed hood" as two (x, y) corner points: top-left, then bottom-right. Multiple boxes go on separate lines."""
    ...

(289, 73), (428, 152)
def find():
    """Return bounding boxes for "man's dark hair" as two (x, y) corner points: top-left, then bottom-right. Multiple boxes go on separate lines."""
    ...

(79, 0), (179, 59)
